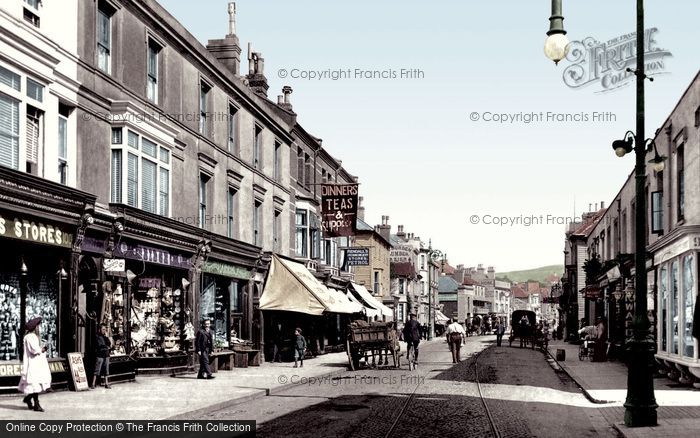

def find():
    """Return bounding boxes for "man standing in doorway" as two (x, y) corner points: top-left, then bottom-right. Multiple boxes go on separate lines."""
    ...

(196, 319), (215, 379)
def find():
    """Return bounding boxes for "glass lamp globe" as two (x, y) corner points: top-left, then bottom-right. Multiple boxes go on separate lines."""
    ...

(653, 160), (665, 172)
(544, 33), (570, 65)
(615, 147), (628, 157)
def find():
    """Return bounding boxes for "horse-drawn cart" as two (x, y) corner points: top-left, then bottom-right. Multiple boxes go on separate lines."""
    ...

(509, 310), (536, 349)
(346, 321), (399, 371)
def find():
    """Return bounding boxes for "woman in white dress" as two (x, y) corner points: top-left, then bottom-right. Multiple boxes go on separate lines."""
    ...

(18, 317), (51, 412)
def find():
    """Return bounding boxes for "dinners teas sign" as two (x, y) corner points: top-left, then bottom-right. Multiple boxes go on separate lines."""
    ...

(321, 184), (358, 237)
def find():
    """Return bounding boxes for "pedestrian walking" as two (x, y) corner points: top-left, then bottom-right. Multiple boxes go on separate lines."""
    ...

(445, 319), (466, 363)
(402, 313), (422, 366)
(495, 319), (506, 346)
(18, 317), (51, 412)
(195, 319), (214, 379)
(90, 324), (111, 389)
(293, 328), (306, 368)
(593, 317), (607, 362)
(519, 315), (530, 348)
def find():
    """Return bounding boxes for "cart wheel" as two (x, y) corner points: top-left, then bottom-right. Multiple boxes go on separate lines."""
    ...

(346, 339), (355, 371)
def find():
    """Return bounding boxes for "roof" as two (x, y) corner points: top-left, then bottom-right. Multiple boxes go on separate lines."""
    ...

(511, 286), (529, 298)
(462, 278), (478, 286)
(355, 218), (391, 246)
(441, 263), (456, 275)
(438, 276), (460, 293)
(571, 209), (606, 238)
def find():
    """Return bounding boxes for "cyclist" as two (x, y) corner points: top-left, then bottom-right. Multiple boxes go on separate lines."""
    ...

(402, 313), (422, 367)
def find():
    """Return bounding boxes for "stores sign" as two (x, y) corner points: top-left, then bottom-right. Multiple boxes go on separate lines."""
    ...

(321, 184), (358, 237)
(0, 211), (73, 248)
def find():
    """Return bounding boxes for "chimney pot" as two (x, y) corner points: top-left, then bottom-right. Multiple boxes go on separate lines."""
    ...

(277, 95), (284, 104)
(595, 203), (598, 210)
(601, 201), (605, 209)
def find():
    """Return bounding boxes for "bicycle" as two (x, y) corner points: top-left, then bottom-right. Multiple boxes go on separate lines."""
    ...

(405, 340), (418, 370)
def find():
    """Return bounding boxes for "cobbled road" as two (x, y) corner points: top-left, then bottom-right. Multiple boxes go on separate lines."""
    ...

(191, 336), (620, 438)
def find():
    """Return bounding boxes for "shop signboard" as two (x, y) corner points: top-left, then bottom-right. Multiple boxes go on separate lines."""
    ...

(202, 261), (250, 280)
(67, 353), (89, 391)
(103, 258), (126, 272)
(344, 248), (370, 266)
(320, 183), (358, 237)
(584, 286), (601, 299)
(0, 360), (65, 377)
(0, 209), (73, 248)
(114, 241), (191, 269)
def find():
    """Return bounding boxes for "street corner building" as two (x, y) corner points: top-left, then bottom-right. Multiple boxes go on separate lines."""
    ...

(0, 0), (386, 389)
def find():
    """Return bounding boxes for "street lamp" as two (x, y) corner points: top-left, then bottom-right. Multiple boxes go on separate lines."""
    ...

(544, 0), (570, 65)
(546, 0), (658, 427)
(426, 240), (443, 341)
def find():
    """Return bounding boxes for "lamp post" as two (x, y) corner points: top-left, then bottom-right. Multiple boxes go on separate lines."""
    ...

(426, 240), (443, 341)
(544, 0), (661, 427)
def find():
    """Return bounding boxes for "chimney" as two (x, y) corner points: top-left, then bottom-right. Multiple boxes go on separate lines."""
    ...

(600, 201), (605, 209)
(246, 42), (269, 96)
(358, 196), (365, 221)
(397, 225), (405, 238)
(589, 203), (592, 212)
(377, 215), (391, 242)
(278, 85), (294, 112)
(206, 2), (242, 75)
(595, 203), (598, 210)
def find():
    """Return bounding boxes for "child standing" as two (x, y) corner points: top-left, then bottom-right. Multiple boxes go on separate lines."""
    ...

(293, 328), (306, 368)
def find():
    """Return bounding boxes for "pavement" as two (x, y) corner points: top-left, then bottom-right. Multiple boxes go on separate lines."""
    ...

(0, 351), (351, 420)
(547, 340), (700, 438)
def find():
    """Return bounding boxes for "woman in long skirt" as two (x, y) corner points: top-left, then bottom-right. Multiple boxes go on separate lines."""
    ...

(18, 317), (51, 412)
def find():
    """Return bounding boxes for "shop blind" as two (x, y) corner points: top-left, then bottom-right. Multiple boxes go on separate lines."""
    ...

(141, 158), (157, 213)
(25, 113), (40, 163)
(110, 149), (122, 203)
(127, 153), (138, 207)
(0, 94), (20, 169)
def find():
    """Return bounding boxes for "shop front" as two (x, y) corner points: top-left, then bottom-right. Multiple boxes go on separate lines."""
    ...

(0, 166), (95, 390)
(653, 233), (700, 386)
(260, 255), (362, 361)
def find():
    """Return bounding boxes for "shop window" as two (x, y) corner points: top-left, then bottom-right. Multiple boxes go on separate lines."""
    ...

(200, 276), (242, 349)
(682, 255), (695, 358)
(99, 280), (127, 356)
(130, 276), (184, 354)
(671, 261), (679, 355)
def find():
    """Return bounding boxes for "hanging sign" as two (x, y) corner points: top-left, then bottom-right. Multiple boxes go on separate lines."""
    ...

(320, 184), (358, 237)
(344, 248), (370, 266)
(67, 353), (89, 391)
(103, 258), (126, 272)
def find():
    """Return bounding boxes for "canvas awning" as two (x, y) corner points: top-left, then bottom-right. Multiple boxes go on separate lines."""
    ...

(435, 310), (450, 324)
(349, 282), (394, 319)
(328, 288), (364, 314)
(260, 255), (360, 315)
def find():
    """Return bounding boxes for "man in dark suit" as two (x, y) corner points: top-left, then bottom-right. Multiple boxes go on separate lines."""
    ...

(196, 319), (214, 379)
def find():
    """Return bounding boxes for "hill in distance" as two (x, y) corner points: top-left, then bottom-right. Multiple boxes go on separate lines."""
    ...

(496, 265), (563, 284)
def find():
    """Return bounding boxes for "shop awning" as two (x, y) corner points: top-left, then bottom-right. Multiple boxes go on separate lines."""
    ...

(260, 255), (360, 315)
(435, 310), (450, 324)
(349, 283), (394, 319)
(328, 288), (364, 314)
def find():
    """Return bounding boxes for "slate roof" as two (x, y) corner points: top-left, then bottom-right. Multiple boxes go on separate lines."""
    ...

(438, 276), (460, 293)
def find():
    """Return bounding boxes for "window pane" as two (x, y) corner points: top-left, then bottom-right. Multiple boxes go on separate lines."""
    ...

(25, 0), (40, 9)
(0, 65), (21, 91)
(671, 261), (679, 355)
(142, 138), (157, 158)
(25, 111), (40, 164)
(141, 159), (156, 213)
(111, 127), (122, 144)
(110, 149), (122, 203)
(159, 147), (169, 164)
(128, 131), (139, 149)
(159, 167), (169, 216)
(98, 10), (110, 46)
(26, 78), (44, 102)
(147, 78), (157, 102)
(683, 255), (695, 358)
(651, 191), (663, 233)
(227, 189), (235, 238)
(127, 153), (138, 207)
(58, 117), (68, 159)
(0, 94), (20, 169)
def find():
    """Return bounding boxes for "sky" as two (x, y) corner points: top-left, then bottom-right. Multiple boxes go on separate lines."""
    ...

(159, 0), (700, 272)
